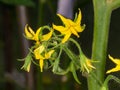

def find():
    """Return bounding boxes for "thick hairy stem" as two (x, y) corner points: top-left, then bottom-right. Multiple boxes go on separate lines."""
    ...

(87, 0), (111, 90)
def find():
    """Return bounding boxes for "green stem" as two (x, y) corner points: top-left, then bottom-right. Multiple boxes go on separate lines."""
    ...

(108, 0), (120, 10)
(37, 0), (44, 26)
(87, 0), (112, 90)
(69, 38), (81, 54)
(87, 0), (120, 90)
(36, 69), (43, 90)
(63, 45), (80, 67)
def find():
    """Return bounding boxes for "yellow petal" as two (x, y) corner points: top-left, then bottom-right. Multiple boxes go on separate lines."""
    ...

(42, 29), (53, 41)
(28, 26), (35, 36)
(86, 60), (96, 69)
(34, 45), (45, 59)
(53, 24), (66, 33)
(82, 60), (95, 73)
(106, 66), (120, 73)
(62, 32), (71, 43)
(45, 50), (54, 59)
(83, 63), (89, 73)
(75, 9), (82, 25)
(40, 54), (45, 59)
(80, 53), (95, 73)
(39, 59), (44, 72)
(57, 14), (70, 26)
(108, 55), (120, 65)
(34, 27), (41, 41)
(74, 25), (84, 32)
(70, 27), (79, 37)
(25, 24), (35, 39)
(67, 19), (75, 25)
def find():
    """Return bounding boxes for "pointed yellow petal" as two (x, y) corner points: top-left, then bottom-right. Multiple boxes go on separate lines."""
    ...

(53, 24), (66, 33)
(25, 24), (35, 39)
(108, 55), (115, 62)
(67, 19), (75, 25)
(108, 55), (120, 65)
(57, 14), (70, 26)
(86, 60), (96, 69)
(39, 59), (44, 72)
(39, 54), (45, 59)
(42, 29), (53, 41)
(74, 25), (84, 32)
(106, 66), (120, 73)
(80, 53), (95, 73)
(28, 26), (35, 36)
(62, 32), (71, 43)
(70, 27), (79, 37)
(75, 9), (82, 25)
(34, 45), (45, 59)
(34, 27), (41, 41)
(83, 63), (90, 73)
(45, 50), (54, 59)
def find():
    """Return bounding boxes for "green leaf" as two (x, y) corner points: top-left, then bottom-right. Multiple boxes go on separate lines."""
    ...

(70, 62), (81, 84)
(0, 0), (34, 6)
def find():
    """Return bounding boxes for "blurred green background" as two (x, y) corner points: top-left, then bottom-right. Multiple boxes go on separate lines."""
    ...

(0, 0), (120, 90)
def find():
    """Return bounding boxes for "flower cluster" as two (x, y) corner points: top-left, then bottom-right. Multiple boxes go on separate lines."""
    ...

(24, 24), (54, 72)
(21, 9), (96, 82)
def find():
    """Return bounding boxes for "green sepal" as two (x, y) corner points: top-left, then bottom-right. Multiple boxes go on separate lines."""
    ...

(69, 62), (81, 84)
(21, 52), (32, 72)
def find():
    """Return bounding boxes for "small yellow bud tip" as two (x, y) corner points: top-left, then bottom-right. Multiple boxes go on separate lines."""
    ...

(106, 71), (110, 74)
(40, 69), (43, 72)
(38, 65), (43, 72)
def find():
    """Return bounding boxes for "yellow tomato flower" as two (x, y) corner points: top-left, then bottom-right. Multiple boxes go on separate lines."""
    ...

(34, 45), (54, 72)
(25, 24), (53, 44)
(34, 45), (45, 59)
(53, 9), (85, 43)
(106, 55), (120, 74)
(80, 54), (95, 73)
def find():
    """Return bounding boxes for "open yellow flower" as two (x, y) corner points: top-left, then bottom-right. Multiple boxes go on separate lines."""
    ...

(34, 45), (54, 72)
(106, 55), (120, 74)
(25, 24), (53, 44)
(53, 9), (85, 43)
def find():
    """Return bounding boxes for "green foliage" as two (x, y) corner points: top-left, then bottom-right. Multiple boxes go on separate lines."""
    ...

(0, 0), (34, 6)
(101, 75), (120, 90)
